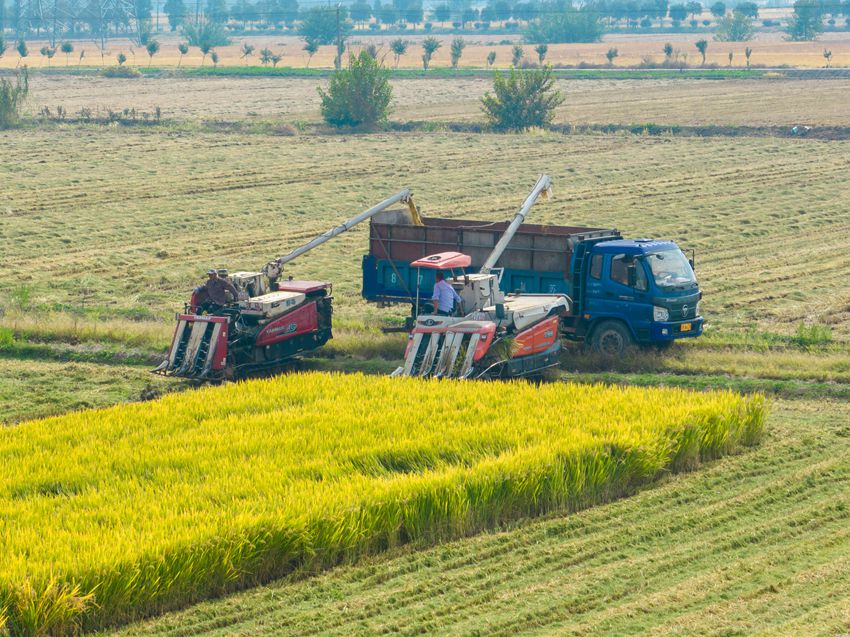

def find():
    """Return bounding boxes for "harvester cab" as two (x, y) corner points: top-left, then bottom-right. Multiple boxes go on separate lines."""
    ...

(154, 189), (422, 381)
(394, 175), (570, 380)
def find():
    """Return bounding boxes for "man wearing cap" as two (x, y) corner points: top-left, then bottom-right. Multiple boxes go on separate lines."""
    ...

(200, 269), (239, 311)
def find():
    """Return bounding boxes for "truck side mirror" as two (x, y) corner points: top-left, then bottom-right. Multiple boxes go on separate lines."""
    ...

(689, 258), (695, 271)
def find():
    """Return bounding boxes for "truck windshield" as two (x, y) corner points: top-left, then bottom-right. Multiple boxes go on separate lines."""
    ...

(645, 250), (697, 290)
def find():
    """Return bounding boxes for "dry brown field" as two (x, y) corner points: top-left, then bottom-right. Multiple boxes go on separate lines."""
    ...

(4, 28), (850, 70)
(22, 74), (850, 126)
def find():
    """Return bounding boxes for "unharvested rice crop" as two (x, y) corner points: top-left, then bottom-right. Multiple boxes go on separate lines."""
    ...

(0, 373), (765, 635)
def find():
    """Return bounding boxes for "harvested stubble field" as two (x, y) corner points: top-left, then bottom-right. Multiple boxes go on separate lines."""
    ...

(4, 29), (850, 69)
(2, 129), (849, 339)
(112, 399), (849, 637)
(21, 75), (850, 126)
(0, 373), (764, 634)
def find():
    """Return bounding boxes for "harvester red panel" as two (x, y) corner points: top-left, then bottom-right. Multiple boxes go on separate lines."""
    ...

(255, 301), (319, 346)
(512, 316), (559, 358)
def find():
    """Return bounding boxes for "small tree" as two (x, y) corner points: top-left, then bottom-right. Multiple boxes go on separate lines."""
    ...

(0, 35), (6, 59)
(212, 51), (220, 67)
(744, 45), (752, 67)
(271, 53), (282, 67)
(390, 38), (408, 68)
(606, 47), (618, 66)
(450, 37), (466, 69)
(78, 50), (86, 68)
(714, 12), (754, 40)
(300, 6), (352, 46)
(823, 48), (832, 67)
(146, 40), (160, 66)
(433, 3), (451, 23)
(481, 65), (564, 131)
(318, 50), (392, 128)
(710, 1), (726, 17)
(669, 3), (688, 24)
(200, 43), (212, 66)
(182, 19), (230, 49)
(487, 50), (496, 67)
(177, 42), (189, 67)
(727, 50), (733, 65)
(0, 68), (28, 129)
(511, 44), (524, 67)
(663, 42), (673, 58)
(40, 46), (56, 67)
(16, 40), (28, 68)
(241, 43), (255, 60)
(421, 36), (441, 70)
(304, 39), (319, 67)
(61, 42), (74, 66)
(786, 0), (823, 41)
(695, 38), (708, 64)
(535, 43), (548, 64)
(117, 52), (127, 66)
(260, 47), (273, 65)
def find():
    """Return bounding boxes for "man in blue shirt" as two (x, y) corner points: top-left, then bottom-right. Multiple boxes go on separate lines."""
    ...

(431, 272), (462, 316)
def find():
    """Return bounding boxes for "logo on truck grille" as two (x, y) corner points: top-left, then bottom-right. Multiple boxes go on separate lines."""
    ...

(682, 304), (689, 317)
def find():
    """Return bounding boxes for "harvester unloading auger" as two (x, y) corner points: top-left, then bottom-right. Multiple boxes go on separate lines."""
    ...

(153, 190), (422, 380)
(393, 175), (571, 380)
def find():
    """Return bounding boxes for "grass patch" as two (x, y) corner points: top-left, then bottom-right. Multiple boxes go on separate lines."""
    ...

(0, 373), (763, 634)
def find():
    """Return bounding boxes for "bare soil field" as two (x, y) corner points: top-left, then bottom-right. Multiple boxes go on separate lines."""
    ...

(2, 128), (848, 338)
(23, 75), (850, 126)
(4, 28), (850, 70)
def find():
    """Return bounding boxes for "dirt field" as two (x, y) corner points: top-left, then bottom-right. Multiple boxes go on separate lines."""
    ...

(4, 28), (850, 70)
(23, 74), (850, 126)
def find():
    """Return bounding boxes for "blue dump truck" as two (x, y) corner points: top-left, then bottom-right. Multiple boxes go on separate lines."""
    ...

(362, 212), (703, 355)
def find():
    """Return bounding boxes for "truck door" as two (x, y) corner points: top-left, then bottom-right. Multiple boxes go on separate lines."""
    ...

(589, 254), (653, 341)
(611, 254), (653, 341)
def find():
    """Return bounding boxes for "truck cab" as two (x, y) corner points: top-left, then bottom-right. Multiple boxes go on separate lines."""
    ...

(578, 239), (703, 354)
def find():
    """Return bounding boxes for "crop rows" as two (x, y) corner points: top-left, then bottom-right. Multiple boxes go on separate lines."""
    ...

(0, 373), (764, 634)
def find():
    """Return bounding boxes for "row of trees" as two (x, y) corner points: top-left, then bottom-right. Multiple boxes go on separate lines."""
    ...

(5, 0), (849, 44)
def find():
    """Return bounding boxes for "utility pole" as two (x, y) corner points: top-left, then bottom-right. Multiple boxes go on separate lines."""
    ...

(335, 2), (341, 70)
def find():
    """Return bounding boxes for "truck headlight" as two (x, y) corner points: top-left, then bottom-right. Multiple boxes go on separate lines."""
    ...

(696, 300), (702, 317)
(653, 306), (669, 322)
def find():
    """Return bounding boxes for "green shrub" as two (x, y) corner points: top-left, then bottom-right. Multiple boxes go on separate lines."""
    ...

(318, 51), (392, 129)
(481, 65), (564, 131)
(793, 322), (832, 347)
(101, 65), (141, 78)
(0, 68), (28, 129)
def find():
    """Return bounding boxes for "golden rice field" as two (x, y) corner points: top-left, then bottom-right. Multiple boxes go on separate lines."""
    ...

(0, 372), (765, 634)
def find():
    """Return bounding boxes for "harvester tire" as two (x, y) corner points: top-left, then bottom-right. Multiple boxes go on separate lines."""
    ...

(591, 320), (632, 357)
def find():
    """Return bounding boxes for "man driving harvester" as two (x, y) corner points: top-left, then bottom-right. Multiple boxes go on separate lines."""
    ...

(197, 269), (239, 313)
(431, 271), (462, 316)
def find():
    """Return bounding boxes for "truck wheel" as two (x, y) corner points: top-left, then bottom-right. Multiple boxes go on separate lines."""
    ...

(591, 321), (632, 357)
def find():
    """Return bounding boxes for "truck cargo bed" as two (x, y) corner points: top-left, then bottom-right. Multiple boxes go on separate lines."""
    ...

(363, 212), (620, 304)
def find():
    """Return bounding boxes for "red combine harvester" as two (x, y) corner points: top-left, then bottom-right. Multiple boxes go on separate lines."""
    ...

(153, 190), (422, 380)
(393, 175), (571, 379)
